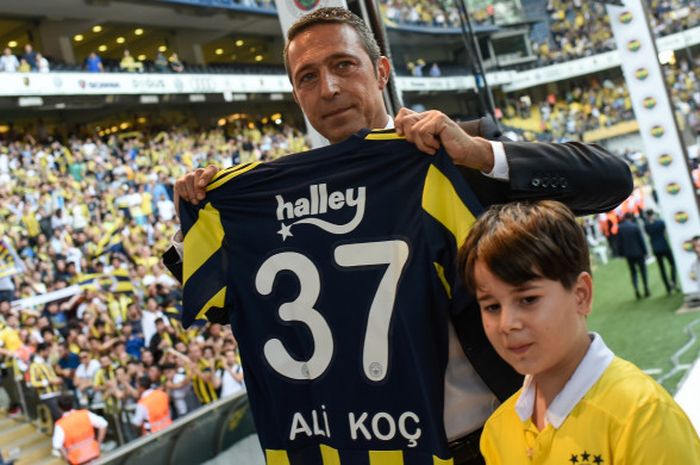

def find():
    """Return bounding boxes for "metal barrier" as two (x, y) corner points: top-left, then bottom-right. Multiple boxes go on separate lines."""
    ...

(94, 391), (256, 465)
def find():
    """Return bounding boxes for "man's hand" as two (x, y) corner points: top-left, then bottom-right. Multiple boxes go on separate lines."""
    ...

(174, 165), (220, 215)
(394, 108), (495, 173)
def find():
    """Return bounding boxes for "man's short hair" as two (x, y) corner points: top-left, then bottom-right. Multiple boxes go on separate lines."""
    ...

(138, 376), (151, 390)
(459, 201), (591, 293)
(58, 394), (74, 412)
(283, 7), (381, 78)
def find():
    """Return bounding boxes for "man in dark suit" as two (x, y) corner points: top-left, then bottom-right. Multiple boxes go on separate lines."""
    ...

(618, 212), (651, 299)
(166, 7), (632, 465)
(643, 209), (678, 294)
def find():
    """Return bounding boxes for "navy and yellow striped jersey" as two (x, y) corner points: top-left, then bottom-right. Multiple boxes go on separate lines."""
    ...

(179, 129), (483, 465)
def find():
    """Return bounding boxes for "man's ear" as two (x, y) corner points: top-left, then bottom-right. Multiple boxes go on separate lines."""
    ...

(291, 88), (299, 105)
(575, 272), (593, 317)
(376, 56), (391, 90)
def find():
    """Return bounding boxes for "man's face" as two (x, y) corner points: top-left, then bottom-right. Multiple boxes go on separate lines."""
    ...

(287, 23), (390, 144)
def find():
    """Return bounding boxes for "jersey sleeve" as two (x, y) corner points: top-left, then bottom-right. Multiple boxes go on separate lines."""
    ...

(615, 398), (700, 464)
(178, 162), (263, 328)
(421, 149), (484, 300)
(179, 199), (230, 328)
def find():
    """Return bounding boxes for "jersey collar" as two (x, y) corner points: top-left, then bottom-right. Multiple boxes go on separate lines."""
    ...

(514, 332), (614, 428)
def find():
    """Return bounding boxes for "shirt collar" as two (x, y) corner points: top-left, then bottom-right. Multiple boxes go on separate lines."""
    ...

(384, 118), (395, 130)
(514, 332), (614, 428)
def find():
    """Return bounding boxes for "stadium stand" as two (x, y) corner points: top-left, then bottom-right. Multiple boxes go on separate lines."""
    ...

(0, 124), (308, 453)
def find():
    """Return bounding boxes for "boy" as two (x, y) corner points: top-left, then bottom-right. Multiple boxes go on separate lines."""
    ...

(459, 201), (700, 464)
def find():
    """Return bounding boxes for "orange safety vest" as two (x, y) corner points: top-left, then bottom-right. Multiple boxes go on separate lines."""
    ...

(138, 389), (172, 434)
(56, 410), (100, 465)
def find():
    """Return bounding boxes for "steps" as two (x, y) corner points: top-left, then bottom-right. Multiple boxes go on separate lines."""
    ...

(0, 414), (66, 465)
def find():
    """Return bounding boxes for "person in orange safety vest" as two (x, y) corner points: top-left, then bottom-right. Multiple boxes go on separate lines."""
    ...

(52, 394), (107, 465)
(131, 376), (172, 435)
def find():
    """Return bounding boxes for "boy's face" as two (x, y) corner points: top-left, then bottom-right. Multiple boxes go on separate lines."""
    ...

(474, 260), (592, 379)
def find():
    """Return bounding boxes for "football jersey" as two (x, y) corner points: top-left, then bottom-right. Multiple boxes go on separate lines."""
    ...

(180, 129), (483, 465)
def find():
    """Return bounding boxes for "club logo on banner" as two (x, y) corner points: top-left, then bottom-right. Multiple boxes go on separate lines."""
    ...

(674, 211), (689, 224)
(283, 0), (329, 18)
(658, 153), (673, 166)
(635, 68), (649, 80)
(619, 11), (633, 23)
(666, 182), (681, 195)
(607, 0), (700, 295)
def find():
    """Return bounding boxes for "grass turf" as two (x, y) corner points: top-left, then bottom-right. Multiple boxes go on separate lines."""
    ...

(588, 256), (700, 394)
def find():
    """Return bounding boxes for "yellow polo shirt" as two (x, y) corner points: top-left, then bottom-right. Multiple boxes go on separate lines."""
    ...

(481, 334), (700, 464)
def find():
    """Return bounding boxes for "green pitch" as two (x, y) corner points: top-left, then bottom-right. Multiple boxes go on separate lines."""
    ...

(589, 257), (700, 394)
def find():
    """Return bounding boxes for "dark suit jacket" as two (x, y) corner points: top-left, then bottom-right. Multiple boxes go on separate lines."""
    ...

(644, 219), (671, 254)
(164, 117), (634, 403)
(617, 220), (648, 259)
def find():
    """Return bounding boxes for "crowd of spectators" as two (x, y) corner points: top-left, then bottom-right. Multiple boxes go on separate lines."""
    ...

(533, 0), (700, 66)
(378, 0), (699, 67)
(0, 44), (50, 73)
(500, 56), (700, 142)
(0, 122), (309, 445)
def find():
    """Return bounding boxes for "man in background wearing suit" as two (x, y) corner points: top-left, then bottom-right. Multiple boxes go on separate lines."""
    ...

(618, 212), (651, 299)
(643, 209), (678, 294)
(167, 7), (632, 464)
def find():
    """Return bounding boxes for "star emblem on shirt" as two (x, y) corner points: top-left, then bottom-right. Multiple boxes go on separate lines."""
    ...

(581, 451), (590, 461)
(593, 455), (604, 464)
(277, 222), (293, 241)
(569, 454), (579, 464)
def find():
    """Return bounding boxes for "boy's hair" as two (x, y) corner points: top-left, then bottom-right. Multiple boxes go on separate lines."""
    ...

(459, 201), (591, 293)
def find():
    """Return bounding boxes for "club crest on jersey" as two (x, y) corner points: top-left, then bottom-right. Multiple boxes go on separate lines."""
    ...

(275, 183), (366, 241)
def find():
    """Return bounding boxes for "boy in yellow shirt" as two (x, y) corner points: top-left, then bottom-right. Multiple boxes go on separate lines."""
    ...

(459, 200), (700, 464)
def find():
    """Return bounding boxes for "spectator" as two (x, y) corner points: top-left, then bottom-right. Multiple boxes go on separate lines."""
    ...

(55, 342), (80, 389)
(0, 47), (19, 72)
(618, 213), (650, 299)
(22, 44), (37, 70)
(86, 52), (104, 73)
(52, 394), (107, 465)
(162, 360), (191, 419)
(74, 350), (100, 406)
(218, 347), (245, 397)
(18, 58), (31, 73)
(168, 52), (184, 73)
(643, 209), (678, 294)
(429, 62), (441, 77)
(36, 53), (50, 73)
(119, 49), (143, 73)
(29, 342), (63, 420)
(154, 51), (169, 72)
